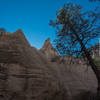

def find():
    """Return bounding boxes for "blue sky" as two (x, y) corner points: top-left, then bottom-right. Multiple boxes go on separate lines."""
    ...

(0, 0), (99, 49)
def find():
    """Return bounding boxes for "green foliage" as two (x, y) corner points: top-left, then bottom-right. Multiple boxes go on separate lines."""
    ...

(93, 56), (100, 67)
(50, 3), (100, 57)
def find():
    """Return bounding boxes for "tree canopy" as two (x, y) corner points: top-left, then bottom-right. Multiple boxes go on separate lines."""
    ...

(0, 28), (6, 34)
(50, 3), (100, 57)
(50, 3), (100, 99)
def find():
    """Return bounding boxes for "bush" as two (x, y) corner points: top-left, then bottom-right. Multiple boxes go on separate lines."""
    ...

(93, 56), (100, 67)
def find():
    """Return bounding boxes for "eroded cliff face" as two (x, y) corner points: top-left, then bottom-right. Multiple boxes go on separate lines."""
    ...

(0, 29), (98, 100)
(40, 38), (59, 60)
(40, 38), (98, 100)
(0, 30), (66, 100)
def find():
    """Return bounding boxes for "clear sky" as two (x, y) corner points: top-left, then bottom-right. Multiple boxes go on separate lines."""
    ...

(0, 0), (99, 49)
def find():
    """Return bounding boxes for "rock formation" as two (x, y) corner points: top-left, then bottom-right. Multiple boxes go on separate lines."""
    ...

(0, 30), (66, 100)
(40, 38), (59, 60)
(40, 37), (98, 100)
(0, 29), (98, 100)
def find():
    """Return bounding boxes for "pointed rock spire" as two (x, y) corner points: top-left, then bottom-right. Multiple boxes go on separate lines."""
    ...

(40, 38), (54, 51)
(13, 29), (30, 47)
(40, 38), (59, 60)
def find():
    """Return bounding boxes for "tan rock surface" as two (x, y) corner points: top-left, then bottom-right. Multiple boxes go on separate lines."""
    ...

(0, 29), (98, 100)
(40, 38), (59, 60)
(0, 30), (67, 100)
(40, 38), (98, 100)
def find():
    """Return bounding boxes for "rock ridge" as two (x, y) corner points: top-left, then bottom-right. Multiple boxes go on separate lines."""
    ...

(0, 29), (66, 100)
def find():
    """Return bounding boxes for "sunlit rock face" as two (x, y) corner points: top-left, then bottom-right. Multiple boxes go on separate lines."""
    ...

(41, 38), (98, 100)
(40, 38), (60, 61)
(0, 30), (67, 100)
(0, 29), (98, 100)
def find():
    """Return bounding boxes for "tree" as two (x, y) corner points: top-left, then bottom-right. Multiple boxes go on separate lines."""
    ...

(89, 0), (100, 1)
(0, 28), (6, 34)
(50, 3), (100, 99)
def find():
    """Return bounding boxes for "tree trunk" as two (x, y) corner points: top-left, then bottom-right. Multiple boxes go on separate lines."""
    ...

(68, 21), (100, 99)
(86, 55), (100, 100)
(76, 34), (100, 100)
(77, 37), (100, 100)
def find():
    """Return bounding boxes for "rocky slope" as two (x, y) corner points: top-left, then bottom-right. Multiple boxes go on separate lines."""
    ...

(40, 37), (98, 100)
(0, 30), (66, 100)
(0, 29), (98, 100)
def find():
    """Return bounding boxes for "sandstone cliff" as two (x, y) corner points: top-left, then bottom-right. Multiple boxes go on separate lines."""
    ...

(40, 37), (98, 100)
(0, 29), (98, 100)
(40, 38), (59, 60)
(0, 30), (66, 100)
